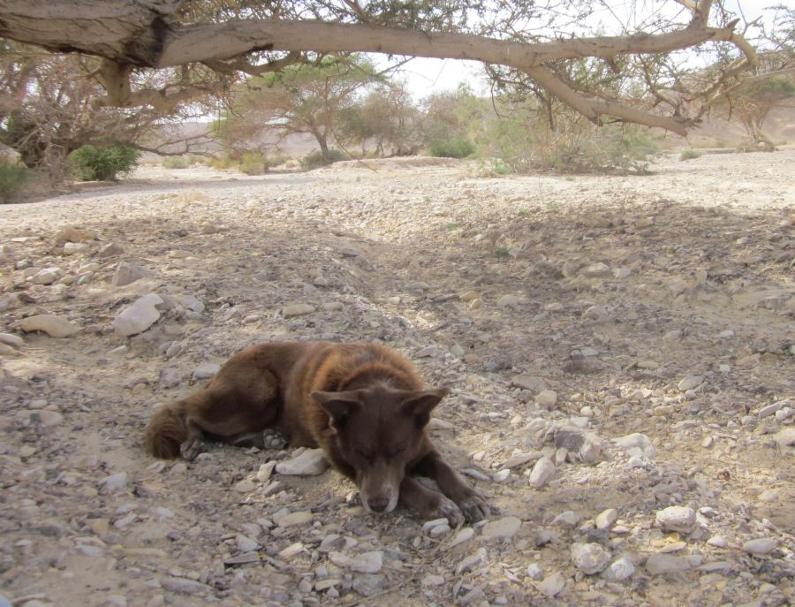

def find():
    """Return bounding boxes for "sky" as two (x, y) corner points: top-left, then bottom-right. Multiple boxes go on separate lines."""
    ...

(384, 0), (795, 100)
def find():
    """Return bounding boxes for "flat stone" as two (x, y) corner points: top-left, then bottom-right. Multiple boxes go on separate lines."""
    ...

(283, 303), (315, 317)
(422, 574), (445, 587)
(645, 554), (700, 575)
(536, 390), (558, 409)
(677, 375), (703, 391)
(233, 479), (256, 493)
(537, 571), (566, 597)
(482, 516), (521, 541)
(581, 262), (611, 277)
(757, 402), (784, 418)
(613, 433), (656, 458)
(35, 410), (63, 427)
(511, 375), (545, 392)
(98, 242), (124, 257)
(112, 262), (149, 287)
(352, 573), (386, 597)
(0, 332), (24, 348)
(100, 472), (128, 494)
(113, 293), (163, 336)
(19, 314), (80, 338)
(55, 226), (96, 244)
(329, 550), (383, 574)
(497, 294), (527, 307)
(278, 542), (305, 559)
(456, 547), (487, 574)
(275, 511), (314, 527)
(503, 451), (540, 468)
(236, 534), (259, 552)
(742, 538), (777, 555)
(160, 577), (210, 595)
(595, 508), (618, 531)
(655, 506), (696, 533)
(449, 527), (475, 547)
(528, 457), (555, 488)
(31, 267), (63, 285)
(275, 449), (329, 476)
(571, 542), (611, 574)
(192, 362), (220, 380)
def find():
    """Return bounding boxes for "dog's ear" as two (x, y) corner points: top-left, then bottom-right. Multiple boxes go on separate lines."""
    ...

(312, 391), (362, 431)
(402, 388), (449, 427)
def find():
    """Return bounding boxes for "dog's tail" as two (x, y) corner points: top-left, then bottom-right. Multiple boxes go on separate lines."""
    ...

(144, 400), (188, 459)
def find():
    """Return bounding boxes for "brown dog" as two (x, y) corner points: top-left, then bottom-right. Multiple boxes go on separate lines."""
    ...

(144, 341), (491, 524)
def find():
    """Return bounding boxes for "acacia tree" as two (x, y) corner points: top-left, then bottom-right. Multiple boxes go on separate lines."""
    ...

(0, 1), (761, 137)
(218, 55), (379, 160)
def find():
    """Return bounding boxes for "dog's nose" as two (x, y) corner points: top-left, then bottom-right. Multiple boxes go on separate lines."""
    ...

(367, 497), (390, 512)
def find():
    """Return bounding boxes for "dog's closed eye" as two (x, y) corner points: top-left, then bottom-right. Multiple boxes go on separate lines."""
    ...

(356, 448), (375, 462)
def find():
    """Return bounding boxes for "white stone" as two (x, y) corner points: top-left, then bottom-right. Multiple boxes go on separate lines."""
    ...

(604, 555), (635, 581)
(528, 457), (555, 488)
(275, 449), (329, 476)
(193, 362), (221, 380)
(613, 433), (656, 458)
(274, 511), (314, 527)
(655, 506), (696, 533)
(112, 262), (149, 287)
(742, 538), (777, 555)
(537, 572), (566, 597)
(283, 303), (315, 317)
(677, 375), (703, 391)
(497, 294), (526, 307)
(482, 516), (521, 541)
(645, 554), (700, 575)
(19, 314), (80, 338)
(0, 332), (24, 348)
(526, 563), (544, 580)
(449, 527), (475, 547)
(536, 390), (558, 409)
(113, 293), (163, 336)
(100, 472), (128, 494)
(236, 534), (259, 552)
(329, 550), (383, 574)
(31, 267), (63, 285)
(571, 542), (611, 574)
(595, 508), (618, 531)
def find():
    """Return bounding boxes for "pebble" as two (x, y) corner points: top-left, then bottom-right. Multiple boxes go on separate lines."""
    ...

(537, 571), (566, 597)
(329, 550), (383, 574)
(98, 242), (124, 257)
(160, 577), (210, 595)
(275, 449), (329, 476)
(283, 303), (315, 317)
(742, 538), (777, 555)
(552, 511), (579, 527)
(236, 534), (259, 552)
(35, 410), (63, 427)
(275, 511), (314, 527)
(113, 293), (163, 336)
(656, 506), (696, 533)
(55, 225), (96, 244)
(278, 542), (305, 559)
(192, 362), (220, 380)
(581, 262), (611, 277)
(526, 563), (544, 580)
(456, 548), (487, 574)
(757, 402), (784, 418)
(449, 527), (475, 547)
(31, 266), (63, 285)
(613, 433), (656, 458)
(422, 518), (449, 534)
(535, 390), (558, 409)
(677, 375), (703, 391)
(422, 574), (445, 587)
(497, 294), (526, 307)
(0, 332), (24, 348)
(707, 535), (728, 548)
(605, 555), (635, 581)
(233, 479), (256, 493)
(481, 516), (521, 541)
(352, 573), (386, 597)
(571, 542), (611, 574)
(19, 314), (80, 338)
(100, 472), (128, 494)
(528, 457), (555, 488)
(595, 509), (618, 531)
(112, 262), (149, 287)
(256, 461), (276, 482)
(645, 554), (701, 575)
(511, 375), (545, 392)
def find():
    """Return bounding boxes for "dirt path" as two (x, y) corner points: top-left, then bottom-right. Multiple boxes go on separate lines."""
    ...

(1, 151), (794, 607)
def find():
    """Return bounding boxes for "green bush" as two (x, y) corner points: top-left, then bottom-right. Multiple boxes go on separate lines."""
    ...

(428, 135), (476, 159)
(0, 163), (28, 203)
(239, 151), (267, 175)
(163, 156), (191, 169)
(679, 148), (702, 161)
(301, 149), (346, 170)
(69, 145), (140, 181)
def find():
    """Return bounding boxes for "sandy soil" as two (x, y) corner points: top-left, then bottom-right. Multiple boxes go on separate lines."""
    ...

(1, 150), (794, 607)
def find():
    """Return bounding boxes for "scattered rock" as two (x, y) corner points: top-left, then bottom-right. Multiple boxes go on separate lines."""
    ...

(0, 332), (24, 348)
(655, 506), (696, 533)
(497, 294), (526, 307)
(329, 550), (383, 574)
(595, 508), (618, 531)
(352, 573), (386, 597)
(275, 449), (329, 476)
(113, 293), (163, 336)
(55, 226), (96, 244)
(450, 527), (475, 548)
(528, 457), (555, 488)
(275, 511), (314, 527)
(100, 472), (128, 494)
(482, 516), (521, 541)
(456, 548), (487, 574)
(112, 262), (149, 287)
(677, 375), (703, 391)
(31, 267), (63, 285)
(742, 538), (777, 555)
(571, 542), (611, 574)
(645, 554), (700, 575)
(192, 362), (220, 380)
(604, 555), (635, 581)
(283, 303), (315, 317)
(536, 390), (558, 409)
(19, 314), (80, 338)
(537, 571), (566, 597)
(160, 577), (210, 595)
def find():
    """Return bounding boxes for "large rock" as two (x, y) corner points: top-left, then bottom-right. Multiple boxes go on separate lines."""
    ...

(571, 542), (611, 574)
(113, 293), (163, 336)
(19, 314), (80, 338)
(655, 506), (696, 533)
(528, 457), (555, 488)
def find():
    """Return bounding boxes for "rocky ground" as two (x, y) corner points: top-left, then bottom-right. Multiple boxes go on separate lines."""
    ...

(1, 150), (794, 607)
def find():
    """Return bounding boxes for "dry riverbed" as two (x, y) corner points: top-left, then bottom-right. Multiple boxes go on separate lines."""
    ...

(1, 151), (794, 606)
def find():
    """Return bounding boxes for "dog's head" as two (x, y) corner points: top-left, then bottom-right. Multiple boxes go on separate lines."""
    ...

(312, 384), (448, 514)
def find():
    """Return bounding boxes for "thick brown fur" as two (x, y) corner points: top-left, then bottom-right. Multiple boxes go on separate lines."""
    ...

(143, 341), (491, 523)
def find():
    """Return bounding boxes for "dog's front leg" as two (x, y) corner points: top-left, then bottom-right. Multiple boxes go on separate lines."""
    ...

(413, 451), (492, 523)
(398, 475), (463, 526)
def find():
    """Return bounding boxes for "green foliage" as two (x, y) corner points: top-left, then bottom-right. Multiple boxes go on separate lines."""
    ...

(680, 148), (702, 161)
(301, 149), (346, 170)
(163, 156), (191, 169)
(0, 163), (28, 203)
(428, 134), (476, 158)
(239, 151), (267, 175)
(757, 76), (795, 96)
(68, 145), (139, 181)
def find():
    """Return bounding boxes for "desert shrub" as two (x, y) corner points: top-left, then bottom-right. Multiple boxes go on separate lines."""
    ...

(428, 134), (476, 158)
(301, 149), (346, 170)
(239, 150), (267, 175)
(162, 156), (191, 169)
(680, 148), (702, 161)
(0, 163), (28, 202)
(69, 144), (140, 181)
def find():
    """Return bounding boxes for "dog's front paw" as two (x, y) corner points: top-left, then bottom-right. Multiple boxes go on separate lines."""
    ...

(431, 495), (464, 527)
(456, 491), (493, 523)
(180, 437), (204, 461)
